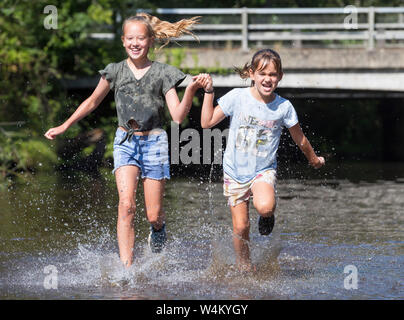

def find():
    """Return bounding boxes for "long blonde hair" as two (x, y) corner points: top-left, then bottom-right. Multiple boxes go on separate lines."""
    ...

(122, 12), (200, 49)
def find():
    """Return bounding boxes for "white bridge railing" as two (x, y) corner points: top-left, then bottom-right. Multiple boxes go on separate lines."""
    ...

(91, 7), (404, 50)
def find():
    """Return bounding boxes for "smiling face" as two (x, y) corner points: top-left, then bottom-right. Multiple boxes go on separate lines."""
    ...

(121, 21), (154, 62)
(249, 59), (283, 103)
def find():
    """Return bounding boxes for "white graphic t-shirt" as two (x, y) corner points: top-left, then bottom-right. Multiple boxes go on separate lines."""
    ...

(218, 88), (298, 183)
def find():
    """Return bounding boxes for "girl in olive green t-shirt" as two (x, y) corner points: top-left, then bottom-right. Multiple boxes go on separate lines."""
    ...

(45, 13), (206, 268)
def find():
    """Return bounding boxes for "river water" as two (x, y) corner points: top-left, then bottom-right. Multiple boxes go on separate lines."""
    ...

(0, 162), (403, 300)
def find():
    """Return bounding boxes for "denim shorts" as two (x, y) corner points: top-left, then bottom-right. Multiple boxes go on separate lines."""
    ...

(113, 128), (170, 180)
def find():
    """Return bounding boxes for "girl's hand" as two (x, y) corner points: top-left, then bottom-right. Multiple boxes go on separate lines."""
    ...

(192, 73), (213, 93)
(201, 73), (213, 93)
(311, 156), (325, 169)
(189, 74), (205, 91)
(44, 124), (67, 140)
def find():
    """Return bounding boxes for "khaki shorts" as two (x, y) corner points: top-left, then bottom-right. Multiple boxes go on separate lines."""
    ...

(223, 169), (277, 207)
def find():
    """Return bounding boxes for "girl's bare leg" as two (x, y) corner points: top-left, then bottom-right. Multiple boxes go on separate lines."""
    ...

(230, 201), (253, 271)
(143, 178), (166, 229)
(115, 165), (140, 267)
(251, 181), (276, 217)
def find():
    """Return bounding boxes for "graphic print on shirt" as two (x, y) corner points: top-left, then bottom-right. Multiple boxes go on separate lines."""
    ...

(235, 125), (256, 153)
(255, 128), (273, 157)
(235, 114), (280, 158)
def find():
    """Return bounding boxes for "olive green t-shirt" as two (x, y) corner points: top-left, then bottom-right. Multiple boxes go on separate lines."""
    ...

(99, 60), (186, 132)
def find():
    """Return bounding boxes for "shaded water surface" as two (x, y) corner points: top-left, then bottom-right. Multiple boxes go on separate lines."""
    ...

(0, 162), (403, 299)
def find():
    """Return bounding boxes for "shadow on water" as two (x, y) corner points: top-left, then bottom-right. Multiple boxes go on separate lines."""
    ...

(0, 161), (403, 299)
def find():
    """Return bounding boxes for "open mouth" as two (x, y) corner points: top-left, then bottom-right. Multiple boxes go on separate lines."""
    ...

(261, 83), (273, 92)
(129, 48), (141, 55)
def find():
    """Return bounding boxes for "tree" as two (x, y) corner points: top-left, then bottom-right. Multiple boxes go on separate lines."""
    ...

(0, 0), (122, 177)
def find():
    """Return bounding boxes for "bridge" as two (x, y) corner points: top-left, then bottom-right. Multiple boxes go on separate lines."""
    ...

(69, 7), (404, 96)
(157, 47), (404, 97)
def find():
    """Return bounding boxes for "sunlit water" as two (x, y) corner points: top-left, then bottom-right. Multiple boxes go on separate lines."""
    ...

(0, 162), (403, 300)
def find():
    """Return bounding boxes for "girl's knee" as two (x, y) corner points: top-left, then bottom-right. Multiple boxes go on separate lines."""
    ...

(254, 200), (276, 217)
(233, 220), (250, 237)
(118, 199), (136, 219)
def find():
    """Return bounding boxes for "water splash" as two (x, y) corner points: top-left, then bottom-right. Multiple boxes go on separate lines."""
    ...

(1, 170), (403, 299)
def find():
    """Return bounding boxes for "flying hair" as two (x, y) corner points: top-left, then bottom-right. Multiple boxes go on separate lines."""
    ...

(122, 13), (201, 49)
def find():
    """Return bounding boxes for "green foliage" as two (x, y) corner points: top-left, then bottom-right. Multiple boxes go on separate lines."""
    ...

(98, 117), (119, 160)
(0, 126), (58, 178)
(182, 67), (234, 75)
(148, 0), (266, 8)
(159, 48), (234, 75)
(164, 48), (187, 68)
(16, 139), (59, 172)
(0, 0), (130, 179)
(1, 0), (401, 181)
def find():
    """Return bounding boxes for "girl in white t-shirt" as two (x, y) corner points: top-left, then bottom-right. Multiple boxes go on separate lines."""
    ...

(198, 49), (325, 272)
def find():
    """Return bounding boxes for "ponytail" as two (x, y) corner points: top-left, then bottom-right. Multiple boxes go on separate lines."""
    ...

(235, 63), (251, 80)
(122, 13), (200, 48)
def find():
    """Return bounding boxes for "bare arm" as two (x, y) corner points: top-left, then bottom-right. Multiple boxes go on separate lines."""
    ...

(44, 77), (110, 140)
(201, 98), (226, 129)
(288, 123), (325, 169)
(165, 76), (204, 124)
(199, 74), (226, 128)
